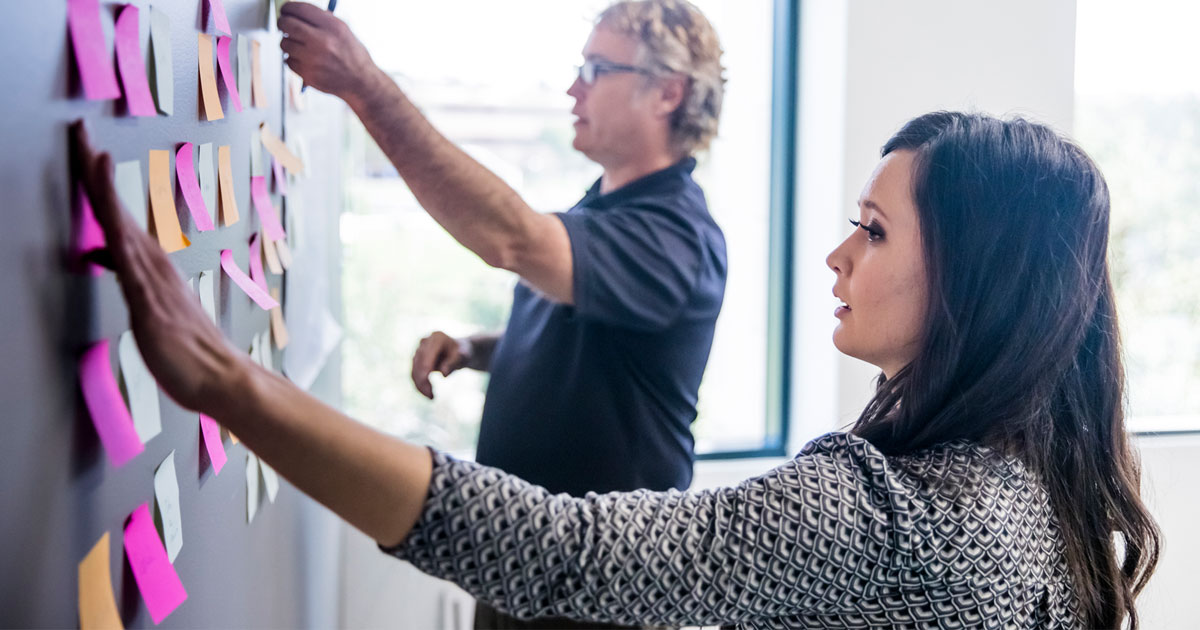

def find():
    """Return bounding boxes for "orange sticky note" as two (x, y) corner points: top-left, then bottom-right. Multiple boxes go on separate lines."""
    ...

(78, 532), (124, 630)
(269, 288), (289, 349)
(250, 40), (266, 108)
(148, 150), (189, 252)
(259, 123), (305, 175)
(216, 145), (239, 225)
(197, 34), (224, 121)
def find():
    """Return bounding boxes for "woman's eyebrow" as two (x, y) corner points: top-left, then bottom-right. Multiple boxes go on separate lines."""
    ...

(858, 199), (889, 220)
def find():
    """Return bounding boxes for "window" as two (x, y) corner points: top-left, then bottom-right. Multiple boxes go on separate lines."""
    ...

(1075, 0), (1200, 433)
(339, 0), (796, 457)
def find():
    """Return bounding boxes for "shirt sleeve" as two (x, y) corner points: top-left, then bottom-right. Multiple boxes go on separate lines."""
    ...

(381, 434), (924, 627)
(556, 205), (707, 332)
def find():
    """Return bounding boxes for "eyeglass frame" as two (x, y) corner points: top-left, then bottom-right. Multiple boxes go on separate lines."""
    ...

(575, 59), (657, 86)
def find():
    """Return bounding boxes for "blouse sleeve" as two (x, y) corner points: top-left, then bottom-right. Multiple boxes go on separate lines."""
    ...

(381, 433), (923, 627)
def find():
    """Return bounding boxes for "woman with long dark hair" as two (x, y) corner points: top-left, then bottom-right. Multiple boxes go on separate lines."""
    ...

(71, 110), (1158, 629)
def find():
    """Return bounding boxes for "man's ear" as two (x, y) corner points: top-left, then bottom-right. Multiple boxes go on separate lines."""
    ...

(656, 74), (687, 119)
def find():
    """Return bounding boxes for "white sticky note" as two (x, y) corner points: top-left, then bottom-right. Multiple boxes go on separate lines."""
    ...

(118, 331), (161, 444)
(148, 7), (173, 116)
(197, 270), (217, 325)
(249, 332), (262, 366)
(259, 331), (273, 372)
(153, 450), (184, 563)
(198, 143), (217, 221)
(114, 160), (148, 230)
(246, 451), (260, 523)
(249, 129), (264, 177)
(260, 459), (279, 502)
(237, 35), (251, 110)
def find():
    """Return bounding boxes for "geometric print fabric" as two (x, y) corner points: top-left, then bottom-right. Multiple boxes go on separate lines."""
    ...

(383, 432), (1080, 628)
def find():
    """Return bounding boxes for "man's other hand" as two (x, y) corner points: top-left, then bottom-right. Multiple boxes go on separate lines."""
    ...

(278, 2), (381, 101)
(411, 332), (470, 400)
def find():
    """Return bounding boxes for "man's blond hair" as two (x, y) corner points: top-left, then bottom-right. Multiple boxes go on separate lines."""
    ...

(597, 0), (726, 155)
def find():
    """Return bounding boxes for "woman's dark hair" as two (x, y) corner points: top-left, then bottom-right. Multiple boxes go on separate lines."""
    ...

(852, 111), (1160, 628)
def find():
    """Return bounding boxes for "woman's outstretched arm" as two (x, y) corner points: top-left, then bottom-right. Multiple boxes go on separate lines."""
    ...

(70, 120), (430, 548)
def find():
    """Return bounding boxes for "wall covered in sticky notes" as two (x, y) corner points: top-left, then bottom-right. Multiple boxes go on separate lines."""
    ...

(0, 0), (344, 627)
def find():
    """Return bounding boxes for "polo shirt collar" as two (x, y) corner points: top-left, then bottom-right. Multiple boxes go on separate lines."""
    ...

(582, 157), (697, 209)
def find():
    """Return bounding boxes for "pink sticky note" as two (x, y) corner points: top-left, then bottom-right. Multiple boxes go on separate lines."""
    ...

(271, 158), (288, 196)
(215, 36), (243, 113)
(79, 340), (144, 467)
(248, 233), (268, 292)
(208, 0), (232, 35)
(124, 502), (188, 624)
(220, 249), (279, 310)
(250, 176), (286, 240)
(67, 0), (121, 100)
(113, 5), (157, 117)
(199, 414), (227, 474)
(175, 143), (216, 231)
(73, 183), (106, 277)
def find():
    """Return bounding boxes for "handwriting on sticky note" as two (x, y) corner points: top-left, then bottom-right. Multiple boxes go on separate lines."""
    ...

(153, 451), (183, 563)
(118, 331), (161, 444)
(270, 287), (290, 350)
(148, 7), (173, 115)
(215, 36), (243, 112)
(124, 503), (187, 624)
(250, 176), (286, 241)
(217, 145), (240, 226)
(220, 249), (279, 310)
(199, 414), (227, 474)
(197, 34), (224, 121)
(114, 5), (156, 117)
(80, 340), (144, 467)
(260, 124), (305, 174)
(175, 143), (215, 231)
(67, 0), (121, 100)
(78, 532), (124, 630)
(148, 150), (190, 252)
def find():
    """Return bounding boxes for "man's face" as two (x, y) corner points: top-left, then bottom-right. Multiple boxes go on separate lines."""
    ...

(566, 26), (661, 166)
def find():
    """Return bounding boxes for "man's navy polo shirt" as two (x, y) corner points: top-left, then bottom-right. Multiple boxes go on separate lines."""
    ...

(474, 158), (727, 497)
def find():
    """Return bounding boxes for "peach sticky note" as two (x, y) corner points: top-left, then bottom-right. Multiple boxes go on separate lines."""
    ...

(259, 124), (305, 174)
(80, 340), (144, 467)
(197, 34), (224, 121)
(262, 236), (283, 275)
(269, 288), (290, 349)
(215, 36), (243, 112)
(73, 183), (106, 277)
(124, 503), (187, 624)
(113, 5), (156, 117)
(199, 414), (226, 474)
(148, 150), (190, 252)
(250, 176), (286, 240)
(274, 238), (293, 270)
(175, 143), (215, 231)
(248, 233), (268, 291)
(78, 532), (124, 630)
(67, 0), (121, 100)
(207, 0), (232, 36)
(250, 40), (266, 108)
(216, 145), (240, 225)
(220, 249), (279, 310)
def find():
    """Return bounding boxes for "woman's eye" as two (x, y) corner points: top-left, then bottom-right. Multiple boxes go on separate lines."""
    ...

(848, 219), (884, 242)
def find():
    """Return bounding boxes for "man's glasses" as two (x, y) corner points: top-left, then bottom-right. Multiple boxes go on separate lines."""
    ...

(576, 59), (655, 86)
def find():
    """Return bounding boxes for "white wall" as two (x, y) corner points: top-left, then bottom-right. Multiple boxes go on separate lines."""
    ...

(337, 1), (1196, 627)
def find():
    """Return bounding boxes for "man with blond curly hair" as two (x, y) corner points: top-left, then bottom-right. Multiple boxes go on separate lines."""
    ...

(279, 3), (725, 625)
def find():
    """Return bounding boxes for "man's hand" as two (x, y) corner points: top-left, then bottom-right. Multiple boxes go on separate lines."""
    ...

(411, 332), (470, 400)
(278, 3), (382, 102)
(69, 120), (250, 417)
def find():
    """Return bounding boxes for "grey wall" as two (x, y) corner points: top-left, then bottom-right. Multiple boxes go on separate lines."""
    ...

(0, 1), (342, 627)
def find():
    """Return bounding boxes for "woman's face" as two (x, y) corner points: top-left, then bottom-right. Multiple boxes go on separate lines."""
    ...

(826, 149), (929, 378)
